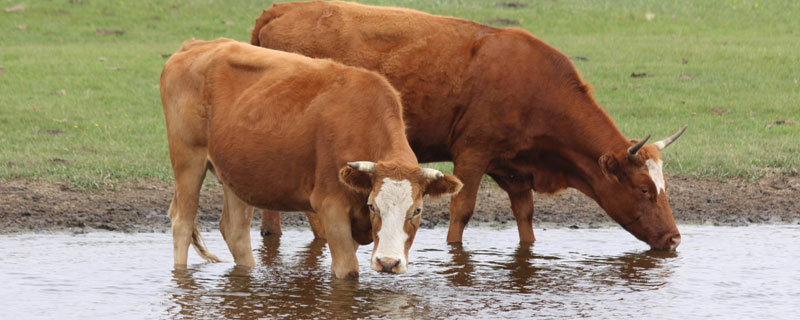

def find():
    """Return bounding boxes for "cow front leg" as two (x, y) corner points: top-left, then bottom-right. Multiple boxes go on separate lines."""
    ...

(319, 204), (360, 279)
(509, 190), (535, 243)
(220, 185), (256, 267)
(305, 212), (327, 240)
(446, 162), (486, 243)
(260, 210), (282, 237)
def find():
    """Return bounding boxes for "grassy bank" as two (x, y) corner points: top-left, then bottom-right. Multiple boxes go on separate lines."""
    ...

(1, 0), (798, 189)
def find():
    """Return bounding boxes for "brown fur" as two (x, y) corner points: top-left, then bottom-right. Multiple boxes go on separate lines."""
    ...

(161, 38), (461, 278)
(251, 1), (682, 249)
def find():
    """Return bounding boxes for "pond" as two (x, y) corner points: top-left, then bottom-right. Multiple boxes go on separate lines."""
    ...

(1, 225), (798, 319)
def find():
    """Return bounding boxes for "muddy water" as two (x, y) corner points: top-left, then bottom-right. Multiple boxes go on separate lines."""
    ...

(1, 226), (798, 319)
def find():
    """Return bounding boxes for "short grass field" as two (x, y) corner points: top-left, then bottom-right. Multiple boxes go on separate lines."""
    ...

(1, 0), (798, 189)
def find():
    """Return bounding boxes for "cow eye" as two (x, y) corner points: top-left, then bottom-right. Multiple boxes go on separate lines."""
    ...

(412, 208), (422, 216)
(367, 204), (375, 212)
(641, 188), (648, 194)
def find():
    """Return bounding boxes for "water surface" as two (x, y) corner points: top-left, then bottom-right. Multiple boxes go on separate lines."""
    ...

(1, 226), (798, 319)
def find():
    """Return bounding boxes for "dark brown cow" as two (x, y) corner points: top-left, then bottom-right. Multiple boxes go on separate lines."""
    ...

(160, 38), (462, 279)
(251, 1), (687, 250)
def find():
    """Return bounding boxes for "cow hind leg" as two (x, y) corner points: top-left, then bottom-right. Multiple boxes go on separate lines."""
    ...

(168, 149), (221, 266)
(260, 210), (326, 240)
(220, 185), (256, 267)
(508, 190), (535, 243)
(260, 210), (282, 237)
(489, 173), (536, 244)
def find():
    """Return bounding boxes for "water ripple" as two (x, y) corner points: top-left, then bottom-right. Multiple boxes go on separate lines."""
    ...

(0, 226), (798, 319)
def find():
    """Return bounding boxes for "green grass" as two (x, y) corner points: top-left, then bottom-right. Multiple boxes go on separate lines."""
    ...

(1, 0), (798, 189)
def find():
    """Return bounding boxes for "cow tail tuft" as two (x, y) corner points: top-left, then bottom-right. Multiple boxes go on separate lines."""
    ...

(191, 225), (222, 263)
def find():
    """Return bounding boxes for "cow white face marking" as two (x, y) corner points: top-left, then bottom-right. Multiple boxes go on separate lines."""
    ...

(646, 159), (666, 195)
(371, 178), (413, 273)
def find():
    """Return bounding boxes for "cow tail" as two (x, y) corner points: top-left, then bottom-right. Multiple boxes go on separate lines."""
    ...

(250, 6), (282, 46)
(191, 225), (222, 263)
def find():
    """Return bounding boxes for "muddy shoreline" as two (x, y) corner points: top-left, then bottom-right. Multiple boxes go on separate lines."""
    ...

(1, 174), (798, 234)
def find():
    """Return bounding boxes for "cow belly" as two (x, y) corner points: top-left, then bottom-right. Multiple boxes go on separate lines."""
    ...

(243, 190), (313, 212)
(213, 159), (315, 212)
(208, 131), (316, 213)
(409, 141), (452, 163)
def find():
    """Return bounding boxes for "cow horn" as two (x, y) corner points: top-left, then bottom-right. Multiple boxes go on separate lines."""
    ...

(421, 168), (444, 179)
(347, 161), (376, 173)
(627, 134), (651, 160)
(653, 125), (688, 150)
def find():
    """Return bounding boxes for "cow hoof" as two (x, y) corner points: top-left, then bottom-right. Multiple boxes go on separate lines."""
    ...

(260, 229), (282, 237)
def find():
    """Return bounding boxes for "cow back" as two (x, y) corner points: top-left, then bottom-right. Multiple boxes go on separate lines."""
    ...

(253, 2), (512, 161)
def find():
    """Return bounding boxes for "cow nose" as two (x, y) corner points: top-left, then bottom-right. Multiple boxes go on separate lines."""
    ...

(668, 235), (681, 250)
(378, 257), (400, 272)
(651, 233), (681, 251)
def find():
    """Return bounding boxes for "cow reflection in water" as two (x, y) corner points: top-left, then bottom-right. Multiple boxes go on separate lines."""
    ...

(442, 244), (677, 293)
(442, 243), (477, 287)
(168, 266), (255, 319)
(166, 238), (422, 319)
(166, 236), (678, 318)
(594, 250), (679, 290)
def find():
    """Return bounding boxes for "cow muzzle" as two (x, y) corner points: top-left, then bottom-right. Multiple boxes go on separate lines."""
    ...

(372, 256), (407, 274)
(650, 233), (681, 251)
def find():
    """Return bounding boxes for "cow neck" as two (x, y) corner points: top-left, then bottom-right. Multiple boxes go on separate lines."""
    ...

(379, 136), (419, 169)
(558, 97), (628, 158)
(380, 152), (418, 169)
(367, 109), (419, 167)
(543, 98), (630, 200)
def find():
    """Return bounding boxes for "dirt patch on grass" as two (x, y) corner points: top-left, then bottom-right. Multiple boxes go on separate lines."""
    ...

(1, 175), (798, 234)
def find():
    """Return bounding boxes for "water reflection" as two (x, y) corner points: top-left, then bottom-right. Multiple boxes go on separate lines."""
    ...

(167, 268), (198, 319)
(436, 242), (678, 297)
(580, 250), (678, 292)
(6, 226), (800, 319)
(5, 227), (798, 319)
(164, 230), (680, 319)
(257, 236), (281, 266)
(167, 238), (319, 319)
(441, 243), (476, 287)
(169, 266), (254, 319)
(497, 242), (553, 293)
(165, 237), (424, 319)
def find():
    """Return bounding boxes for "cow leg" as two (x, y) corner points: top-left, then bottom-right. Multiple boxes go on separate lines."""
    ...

(168, 148), (218, 266)
(489, 173), (536, 244)
(509, 190), (535, 243)
(260, 211), (326, 239)
(305, 212), (327, 240)
(318, 202), (359, 279)
(446, 161), (487, 243)
(260, 210), (282, 237)
(220, 185), (256, 267)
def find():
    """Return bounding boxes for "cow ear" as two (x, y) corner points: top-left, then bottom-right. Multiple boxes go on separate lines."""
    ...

(339, 166), (373, 194)
(424, 174), (463, 199)
(598, 153), (620, 183)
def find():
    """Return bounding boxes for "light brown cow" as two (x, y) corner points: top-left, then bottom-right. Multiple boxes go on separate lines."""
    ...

(160, 38), (462, 279)
(251, 1), (687, 250)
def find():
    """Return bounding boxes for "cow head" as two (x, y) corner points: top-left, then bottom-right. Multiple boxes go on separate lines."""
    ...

(597, 126), (687, 251)
(339, 161), (462, 274)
